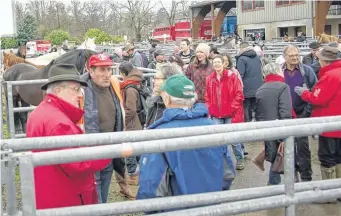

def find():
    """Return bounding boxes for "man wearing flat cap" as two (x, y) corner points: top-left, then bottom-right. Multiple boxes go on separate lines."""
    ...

(26, 64), (111, 209)
(302, 42), (321, 66)
(309, 42), (341, 78)
(122, 43), (143, 67)
(295, 47), (341, 203)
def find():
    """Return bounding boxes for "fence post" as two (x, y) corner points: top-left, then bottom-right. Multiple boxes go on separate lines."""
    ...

(18, 152), (37, 216)
(0, 81), (3, 140)
(3, 151), (18, 216)
(5, 82), (15, 139)
(284, 136), (295, 216)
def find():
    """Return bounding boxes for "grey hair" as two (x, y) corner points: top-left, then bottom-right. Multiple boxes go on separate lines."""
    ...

(169, 93), (197, 107)
(45, 81), (68, 94)
(158, 62), (183, 79)
(283, 45), (299, 56)
(262, 63), (283, 76)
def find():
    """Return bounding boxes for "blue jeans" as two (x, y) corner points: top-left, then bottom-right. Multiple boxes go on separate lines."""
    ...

(95, 161), (114, 203)
(223, 180), (233, 190)
(212, 117), (244, 161)
(268, 164), (281, 185)
(127, 156), (140, 176)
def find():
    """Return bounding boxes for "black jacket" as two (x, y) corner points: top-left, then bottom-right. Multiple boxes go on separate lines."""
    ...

(255, 81), (292, 163)
(302, 53), (317, 66)
(236, 48), (264, 98)
(145, 96), (166, 128)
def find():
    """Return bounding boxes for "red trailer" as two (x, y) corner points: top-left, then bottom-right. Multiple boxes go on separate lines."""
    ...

(152, 17), (214, 42)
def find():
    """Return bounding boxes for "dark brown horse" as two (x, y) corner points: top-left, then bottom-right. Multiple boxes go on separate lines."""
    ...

(3, 49), (98, 132)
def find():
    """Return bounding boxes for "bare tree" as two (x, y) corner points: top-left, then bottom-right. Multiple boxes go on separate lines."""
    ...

(159, 0), (190, 26)
(15, 1), (27, 22)
(116, 0), (156, 42)
(19, 0), (157, 42)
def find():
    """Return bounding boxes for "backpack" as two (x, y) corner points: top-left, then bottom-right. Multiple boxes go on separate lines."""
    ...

(124, 83), (152, 127)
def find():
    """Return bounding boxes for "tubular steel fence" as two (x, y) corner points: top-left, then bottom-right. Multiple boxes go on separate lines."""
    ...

(1, 67), (341, 216)
(1, 116), (341, 216)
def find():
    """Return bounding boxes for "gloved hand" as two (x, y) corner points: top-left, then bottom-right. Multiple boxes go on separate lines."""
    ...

(294, 86), (308, 96)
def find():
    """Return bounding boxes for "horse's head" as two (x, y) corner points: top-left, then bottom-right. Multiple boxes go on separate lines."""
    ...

(79, 37), (96, 51)
(19, 46), (27, 58)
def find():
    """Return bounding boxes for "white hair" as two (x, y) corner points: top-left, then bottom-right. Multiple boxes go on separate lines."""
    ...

(45, 81), (69, 94)
(262, 63), (283, 76)
(283, 45), (299, 55)
(168, 93), (197, 107)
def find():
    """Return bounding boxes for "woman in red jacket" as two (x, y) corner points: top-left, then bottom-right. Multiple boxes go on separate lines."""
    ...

(205, 55), (245, 170)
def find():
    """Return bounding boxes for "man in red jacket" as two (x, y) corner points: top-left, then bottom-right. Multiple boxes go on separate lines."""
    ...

(295, 46), (341, 203)
(26, 64), (111, 209)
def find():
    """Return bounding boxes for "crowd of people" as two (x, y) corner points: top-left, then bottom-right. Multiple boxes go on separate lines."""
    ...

(26, 38), (341, 211)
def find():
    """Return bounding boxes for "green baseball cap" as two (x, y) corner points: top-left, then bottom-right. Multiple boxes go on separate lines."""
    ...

(159, 74), (196, 99)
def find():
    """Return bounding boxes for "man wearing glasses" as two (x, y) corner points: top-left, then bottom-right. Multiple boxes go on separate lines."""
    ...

(282, 45), (317, 183)
(26, 64), (111, 209)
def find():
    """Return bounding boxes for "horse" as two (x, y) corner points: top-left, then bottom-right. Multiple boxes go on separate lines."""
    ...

(25, 48), (67, 66)
(2, 52), (45, 71)
(317, 33), (341, 44)
(78, 37), (97, 51)
(3, 49), (98, 133)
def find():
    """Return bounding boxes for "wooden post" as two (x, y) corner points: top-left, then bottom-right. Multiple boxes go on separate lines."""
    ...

(211, 4), (215, 39)
(314, 1), (332, 37)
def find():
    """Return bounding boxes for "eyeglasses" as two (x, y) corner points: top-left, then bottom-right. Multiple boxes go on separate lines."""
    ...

(154, 77), (165, 80)
(61, 85), (83, 93)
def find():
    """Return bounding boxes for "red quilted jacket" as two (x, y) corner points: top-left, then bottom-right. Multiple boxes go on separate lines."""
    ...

(205, 69), (245, 123)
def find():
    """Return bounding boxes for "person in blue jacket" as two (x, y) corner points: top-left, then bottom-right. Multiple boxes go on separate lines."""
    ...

(136, 74), (235, 213)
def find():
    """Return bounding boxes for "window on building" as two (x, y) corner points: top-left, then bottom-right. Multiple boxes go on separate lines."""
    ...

(279, 27), (289, 37)
(339, 24), (341, 35)
(242, 0), (265, 11)
(276, 0), (304, 6)
(324, 25), (332, 35)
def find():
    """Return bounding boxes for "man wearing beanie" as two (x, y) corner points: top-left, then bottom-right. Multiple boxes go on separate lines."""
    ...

(236, 42), (263, 123)
(185, 43), (213, 103)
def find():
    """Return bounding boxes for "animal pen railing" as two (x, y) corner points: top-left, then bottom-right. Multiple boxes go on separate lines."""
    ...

(1, 116), (341, 216)
(1, 66), (341, 216)
(0, 66), (156, 139)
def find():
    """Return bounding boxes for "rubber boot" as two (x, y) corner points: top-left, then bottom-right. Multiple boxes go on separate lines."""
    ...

(336, 164), (341, 202)
(315, 166), (337, 204)
(115, 172), (136, 200)
(252, 149), (265, 171)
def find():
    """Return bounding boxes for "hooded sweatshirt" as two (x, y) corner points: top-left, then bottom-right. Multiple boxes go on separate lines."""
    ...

(236, 48), (264, 98)
(120, 69), (144, 130)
